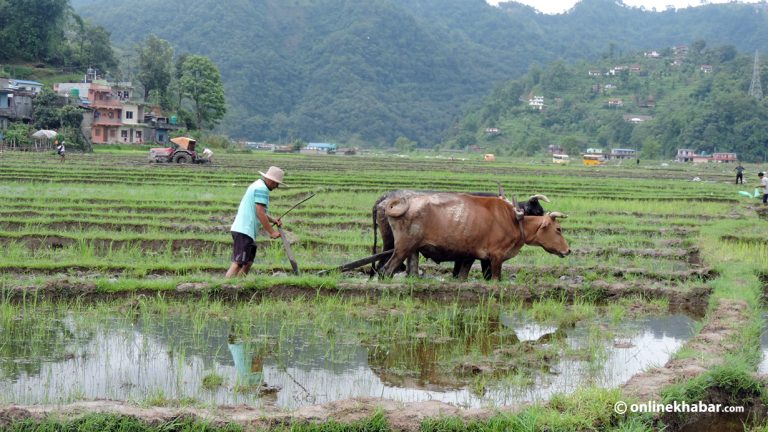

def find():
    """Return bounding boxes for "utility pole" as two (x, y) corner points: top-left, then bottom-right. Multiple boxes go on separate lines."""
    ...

(749, 50), (763, 100)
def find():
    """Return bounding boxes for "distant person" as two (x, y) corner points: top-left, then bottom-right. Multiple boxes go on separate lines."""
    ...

(636, 158), (640, 165)
(735, 163), (745, 184)
(202, 147), (214, 164)
(56, 140), (66, 162)
(225, 166), (286, 278)
(760, 172), (768, 205)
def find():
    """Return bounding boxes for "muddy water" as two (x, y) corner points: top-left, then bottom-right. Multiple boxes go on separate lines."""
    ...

(0, 308), (696, 409)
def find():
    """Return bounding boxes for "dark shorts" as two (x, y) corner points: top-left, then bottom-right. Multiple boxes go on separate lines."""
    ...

(231, 231), (257, 265)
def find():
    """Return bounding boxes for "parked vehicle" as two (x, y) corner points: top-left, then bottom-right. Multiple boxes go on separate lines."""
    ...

(149, 137), (208, 164)
(552, 154), (570, 164)
(582, 154), (606, 166)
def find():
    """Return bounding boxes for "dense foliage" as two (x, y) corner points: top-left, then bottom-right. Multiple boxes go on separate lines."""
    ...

(0, 0), (116, 71)
(448, 44), (768, 162)
(70, 0), (768, 147)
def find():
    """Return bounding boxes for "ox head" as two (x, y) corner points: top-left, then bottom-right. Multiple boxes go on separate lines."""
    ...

(532, 212), (571, 257)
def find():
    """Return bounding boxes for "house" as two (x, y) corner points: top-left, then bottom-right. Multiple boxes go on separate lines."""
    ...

(547, 144), (564, 154)
(610, 148), (637, 159)
(54, 82), (92, 106)
(608, 66), (628, 76)
(9, 79), (43, 95)
(644, 50), (661, 58)
(0, 78), (35, 129)
(302, 142), (337, 154)
(675, 149), (738, 163)
(143, 108), (181, 144)
(529, 96), (544, 110)
(673, 45), (689, 57)
(700, 65), (713, 73)
(630, 64), (642, 73)
(119, 101), (145, 144)
(712, 152), (737, 163)
(607, 98), (624, 108)
(485, 127), (501, 136)
(588, 70), (602, 76)
(676, 149), (696, 162)
(88, 83), (124, 144)
(586, 148), (603, 154)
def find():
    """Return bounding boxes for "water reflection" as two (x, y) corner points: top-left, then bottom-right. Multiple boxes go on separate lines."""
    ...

(757, 313), (768, 374)
(0, 308), (696, 409)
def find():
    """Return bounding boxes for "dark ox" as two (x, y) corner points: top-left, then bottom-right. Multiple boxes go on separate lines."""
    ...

(372, 190), (550, 278)
(380, 193), (570, 280)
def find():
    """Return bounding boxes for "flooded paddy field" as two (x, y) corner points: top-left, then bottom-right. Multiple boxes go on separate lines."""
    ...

(0, 150), (767, 431)
(0, 297), (696, 410)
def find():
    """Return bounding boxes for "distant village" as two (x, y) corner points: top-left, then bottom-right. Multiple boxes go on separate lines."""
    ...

(0, 45), (741, 162)
(0, 68), (356, 155)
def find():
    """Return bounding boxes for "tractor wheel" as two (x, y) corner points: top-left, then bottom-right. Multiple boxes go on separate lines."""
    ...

(173, 153), (191, 164)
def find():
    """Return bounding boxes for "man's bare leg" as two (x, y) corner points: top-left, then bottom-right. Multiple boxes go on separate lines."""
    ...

(226, 262), (242, 278)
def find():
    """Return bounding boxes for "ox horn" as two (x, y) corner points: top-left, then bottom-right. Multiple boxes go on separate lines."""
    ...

(497, 182), (505, 198)
(529, 194), (550, 203)
(548, 211), (568, 220)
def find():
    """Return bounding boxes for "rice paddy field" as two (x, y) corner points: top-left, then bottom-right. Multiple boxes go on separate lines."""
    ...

(0, 149), (767, 431)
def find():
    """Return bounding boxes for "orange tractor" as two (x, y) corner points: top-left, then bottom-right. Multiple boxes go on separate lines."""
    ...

(149, 137), (210, 164)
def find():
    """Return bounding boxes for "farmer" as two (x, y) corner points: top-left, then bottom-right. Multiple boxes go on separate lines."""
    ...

(56, 140), (66, 162)
(760, 172), (768, 205)
(202, 147), (214, 164)
(225, 166), (286, 278)
(735, 163), (745, 184)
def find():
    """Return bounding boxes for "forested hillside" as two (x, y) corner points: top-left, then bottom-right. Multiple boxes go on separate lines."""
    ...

(70, 0), (768, 147)
(450, 44), (768, 162)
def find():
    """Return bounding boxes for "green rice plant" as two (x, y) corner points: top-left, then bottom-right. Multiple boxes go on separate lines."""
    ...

(202, 372), (225, 390)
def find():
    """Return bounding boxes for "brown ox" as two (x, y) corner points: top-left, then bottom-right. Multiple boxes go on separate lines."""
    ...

(381, 193), (570, 280)
(372, 190), (550, 278)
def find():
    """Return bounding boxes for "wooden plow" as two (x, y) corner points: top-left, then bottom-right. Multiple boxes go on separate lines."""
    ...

(316, 250), (393, 276)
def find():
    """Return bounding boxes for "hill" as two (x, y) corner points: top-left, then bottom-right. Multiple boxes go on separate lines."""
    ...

(449, 44), (768, 162)
(70, 0), (768, 147)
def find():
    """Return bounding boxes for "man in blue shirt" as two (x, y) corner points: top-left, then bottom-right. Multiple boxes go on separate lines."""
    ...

(226, 166), (287, 278)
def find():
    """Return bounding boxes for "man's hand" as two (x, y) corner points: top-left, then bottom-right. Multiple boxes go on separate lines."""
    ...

(270, 230), (281, 239)
(274, 218), (283, 227)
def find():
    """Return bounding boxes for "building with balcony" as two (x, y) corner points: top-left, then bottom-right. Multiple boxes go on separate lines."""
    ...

(88, 84), (124, 143)
(712, 152), (737, 163)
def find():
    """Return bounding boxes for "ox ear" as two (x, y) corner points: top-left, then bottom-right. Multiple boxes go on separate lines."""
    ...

(548, 211), (568, 221)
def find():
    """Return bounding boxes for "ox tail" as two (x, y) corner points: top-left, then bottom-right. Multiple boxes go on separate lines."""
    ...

(385, 198), (410, 218)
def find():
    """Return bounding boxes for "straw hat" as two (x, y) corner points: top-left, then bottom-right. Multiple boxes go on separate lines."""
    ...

(259, 166), (287, 186)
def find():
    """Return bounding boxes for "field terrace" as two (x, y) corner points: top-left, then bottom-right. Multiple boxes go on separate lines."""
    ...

(0, 150), (766, 431)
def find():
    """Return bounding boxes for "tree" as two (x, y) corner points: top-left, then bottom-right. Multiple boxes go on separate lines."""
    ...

(394, 136), (416, 153)
(79, 24), (117, 72)
(292, 139), (306, 152)
(33, 89), (63, 130)
(641, 137), (661, 159)
(0, 0), (68, 61)
(137, 35), (174, 102)
(179, 55), (227, 130)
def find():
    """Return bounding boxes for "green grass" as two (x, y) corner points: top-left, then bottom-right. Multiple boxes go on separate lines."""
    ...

(0, 150), (766, 429)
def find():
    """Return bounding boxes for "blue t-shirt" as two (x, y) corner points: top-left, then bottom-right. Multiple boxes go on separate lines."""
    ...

(231, 179), (270, 239)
